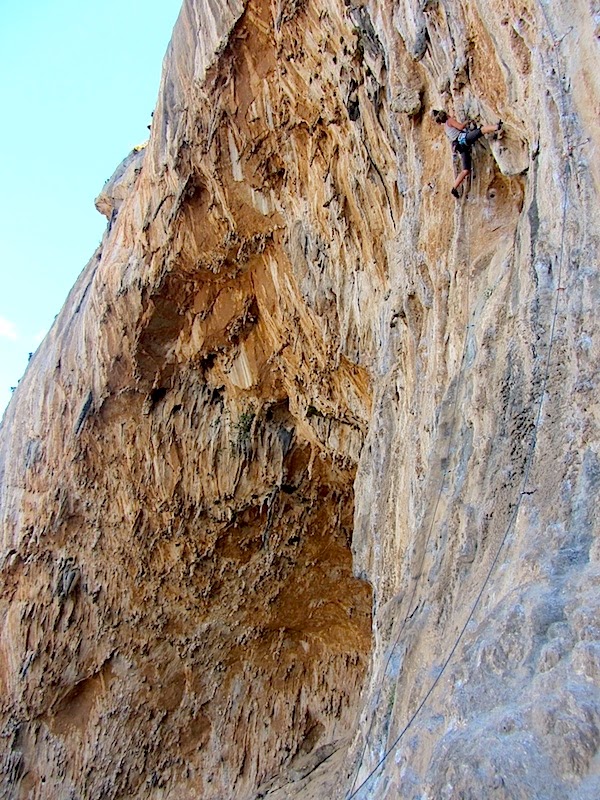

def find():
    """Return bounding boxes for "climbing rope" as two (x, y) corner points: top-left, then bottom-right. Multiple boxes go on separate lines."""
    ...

(346, 6), (574, 795)
(347, 192), (474, 797)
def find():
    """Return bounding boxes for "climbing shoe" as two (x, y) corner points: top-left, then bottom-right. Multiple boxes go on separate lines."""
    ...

(451, 187), (460, 198)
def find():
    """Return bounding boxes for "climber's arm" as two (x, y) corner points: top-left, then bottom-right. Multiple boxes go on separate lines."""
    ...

(447, 117), (466, 131)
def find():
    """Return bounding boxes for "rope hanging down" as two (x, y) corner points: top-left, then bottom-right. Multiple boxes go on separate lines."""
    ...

(347, 191), (474, 797)
(347, 7), (574, 795)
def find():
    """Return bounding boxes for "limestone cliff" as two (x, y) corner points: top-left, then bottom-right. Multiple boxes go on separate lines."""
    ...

(1, 1), (599, 798)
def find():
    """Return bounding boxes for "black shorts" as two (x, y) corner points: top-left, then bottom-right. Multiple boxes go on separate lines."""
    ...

(455, 128), (483, 170)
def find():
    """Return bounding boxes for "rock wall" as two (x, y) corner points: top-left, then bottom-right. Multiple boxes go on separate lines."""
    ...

(1, 1), (599, 799)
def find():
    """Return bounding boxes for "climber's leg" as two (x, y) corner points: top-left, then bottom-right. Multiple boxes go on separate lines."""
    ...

(481, 122), (502, 135)
(453, 168), (470, 190)
(466, 122), (502, 144)
(451, 144), (472, 197)
(465, 128), (484, 146)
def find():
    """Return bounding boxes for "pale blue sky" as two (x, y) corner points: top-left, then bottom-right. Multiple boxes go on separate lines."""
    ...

(0, 0), (182, 415)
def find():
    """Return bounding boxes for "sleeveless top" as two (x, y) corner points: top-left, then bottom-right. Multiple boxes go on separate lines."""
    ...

(444, 122), (461, 142)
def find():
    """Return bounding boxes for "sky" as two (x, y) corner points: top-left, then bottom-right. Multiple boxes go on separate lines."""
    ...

(0, 0), (183, 416)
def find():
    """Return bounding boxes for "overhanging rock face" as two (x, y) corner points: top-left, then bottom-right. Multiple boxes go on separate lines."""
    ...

(1, 1), (599, 799)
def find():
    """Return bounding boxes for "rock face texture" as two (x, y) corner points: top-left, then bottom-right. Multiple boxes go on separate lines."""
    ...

(1, 1), (599, 798)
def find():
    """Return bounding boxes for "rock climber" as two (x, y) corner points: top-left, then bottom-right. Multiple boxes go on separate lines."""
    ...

(432, 109), (502, 197)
